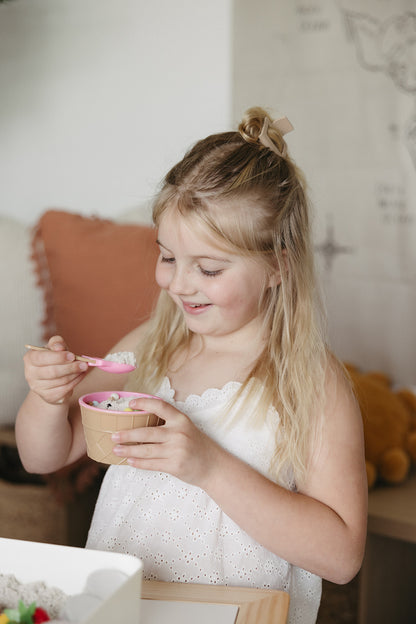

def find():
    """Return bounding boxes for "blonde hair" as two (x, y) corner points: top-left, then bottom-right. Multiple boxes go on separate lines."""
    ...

(126, 106), (328, 486)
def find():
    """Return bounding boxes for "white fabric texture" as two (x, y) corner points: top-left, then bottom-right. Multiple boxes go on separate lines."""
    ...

(86, 377), (321, 624)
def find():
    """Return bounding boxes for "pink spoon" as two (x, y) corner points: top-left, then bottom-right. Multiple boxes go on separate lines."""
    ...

(25, 344), (136, 374)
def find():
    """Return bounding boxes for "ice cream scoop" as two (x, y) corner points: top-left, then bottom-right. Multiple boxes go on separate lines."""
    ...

(24, 344), (136, 374)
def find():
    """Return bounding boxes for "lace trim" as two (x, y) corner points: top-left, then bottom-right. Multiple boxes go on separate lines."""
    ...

(158, 376), (242, 410)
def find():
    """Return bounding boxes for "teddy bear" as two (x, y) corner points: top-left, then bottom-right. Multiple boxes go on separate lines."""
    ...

(345, 364), (416, 489)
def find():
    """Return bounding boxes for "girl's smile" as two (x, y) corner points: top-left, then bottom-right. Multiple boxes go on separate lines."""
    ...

(181, 301), (212, 314)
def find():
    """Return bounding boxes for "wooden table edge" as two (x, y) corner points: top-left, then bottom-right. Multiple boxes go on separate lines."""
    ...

(142, 580), (289, 624)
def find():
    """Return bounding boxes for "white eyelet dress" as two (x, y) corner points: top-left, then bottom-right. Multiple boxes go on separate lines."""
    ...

(86, 378), (322, 623)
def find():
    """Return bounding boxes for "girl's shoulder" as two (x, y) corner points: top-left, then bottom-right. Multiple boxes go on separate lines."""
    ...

(312, 353), (362, 461)
(324, 353), (356, 407)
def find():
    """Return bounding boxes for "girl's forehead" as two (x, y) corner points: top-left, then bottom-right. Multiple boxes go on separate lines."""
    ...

(157, 207), (235, 254)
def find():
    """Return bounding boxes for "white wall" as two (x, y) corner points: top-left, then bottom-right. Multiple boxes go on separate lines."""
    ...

(0, 0), (232, 224)
(232, 0), (416, 385)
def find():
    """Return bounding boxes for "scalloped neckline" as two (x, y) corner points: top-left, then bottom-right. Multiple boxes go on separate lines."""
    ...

(160, 376), (242, 408)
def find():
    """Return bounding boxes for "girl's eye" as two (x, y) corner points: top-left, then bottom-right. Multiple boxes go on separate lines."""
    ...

(160, 255), (175, 264)
(200, 267), (222, 277)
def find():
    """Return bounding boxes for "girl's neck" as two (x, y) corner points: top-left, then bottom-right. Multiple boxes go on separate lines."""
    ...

(167, 331), (267, 402)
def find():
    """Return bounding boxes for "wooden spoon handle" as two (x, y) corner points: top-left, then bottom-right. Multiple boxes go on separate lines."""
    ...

(24, 344), (94, 364)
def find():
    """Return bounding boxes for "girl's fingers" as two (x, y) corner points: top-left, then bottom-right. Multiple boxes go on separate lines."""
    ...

(111, 399), (186, 447)
(25, 351), (88, 378)
(112, 435), (178, 470)
(23, 336), (88, 406)
(37, 360), (88, 380)
(29, 375), (84, 406)
(124, 456), (172, 473)
(30, 373), (85, 393)
(31, 368), (86, 388)
(111, 428), (170, 467)
(112, 422), (168, 445)
(113, 439), (165, 459)
(110, 398), (214, 485)
(25, 348), (76, 367)
(128, 397), (181, 424)
(47, 335), (69, 351)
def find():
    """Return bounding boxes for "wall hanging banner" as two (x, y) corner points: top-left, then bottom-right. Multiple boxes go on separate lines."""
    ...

(234, 0), (416, 385)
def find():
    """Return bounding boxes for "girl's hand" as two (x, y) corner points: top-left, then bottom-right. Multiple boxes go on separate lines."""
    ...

(24, 335), (89, 406)
(111, 397), (222, 488)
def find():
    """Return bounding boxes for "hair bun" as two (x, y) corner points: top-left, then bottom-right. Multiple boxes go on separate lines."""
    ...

(239, 107), (293, 158)
(238, 107), (269, 144)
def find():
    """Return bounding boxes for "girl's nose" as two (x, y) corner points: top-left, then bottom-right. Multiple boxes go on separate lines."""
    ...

(168, 265), (195, 295)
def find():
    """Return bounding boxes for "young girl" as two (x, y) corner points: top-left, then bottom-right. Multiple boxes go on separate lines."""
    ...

(16, 107), (367, 624)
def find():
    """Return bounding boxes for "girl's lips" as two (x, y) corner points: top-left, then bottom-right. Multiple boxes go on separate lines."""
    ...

(182, 301), (212, 315)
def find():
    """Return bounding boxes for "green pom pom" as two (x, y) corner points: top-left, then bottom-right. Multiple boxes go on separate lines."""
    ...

(4, 601), (37, 624)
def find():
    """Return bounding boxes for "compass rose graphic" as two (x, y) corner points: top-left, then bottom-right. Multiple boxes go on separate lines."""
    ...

(315, 216), (354, 271)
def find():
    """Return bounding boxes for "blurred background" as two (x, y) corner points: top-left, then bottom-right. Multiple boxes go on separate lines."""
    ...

(1, 0), (415, 385)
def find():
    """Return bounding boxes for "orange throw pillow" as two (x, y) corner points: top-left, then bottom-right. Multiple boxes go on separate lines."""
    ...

(31, 210), (160, 357)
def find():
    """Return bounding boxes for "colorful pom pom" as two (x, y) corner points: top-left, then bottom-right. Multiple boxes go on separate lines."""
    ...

(33, 607), (50, 623)
(1, 601), (50, 624)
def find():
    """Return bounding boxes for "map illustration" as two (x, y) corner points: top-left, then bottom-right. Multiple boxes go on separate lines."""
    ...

(343, 9), (416, 168)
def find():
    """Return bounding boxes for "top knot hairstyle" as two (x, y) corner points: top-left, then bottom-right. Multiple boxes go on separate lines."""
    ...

(239, 107), (294, 158)
(153, 107), (307, 259)
(162, 107), (294, 196)
(128, 106), (328, 486)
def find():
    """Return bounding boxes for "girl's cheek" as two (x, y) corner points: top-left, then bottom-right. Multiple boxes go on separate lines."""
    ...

(155, 263), (170, 289)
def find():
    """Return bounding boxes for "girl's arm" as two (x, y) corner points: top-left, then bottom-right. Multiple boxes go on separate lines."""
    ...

(201, 362), (367, 583)
(15, 325), (148, 474)
(113, 359), (367, 584)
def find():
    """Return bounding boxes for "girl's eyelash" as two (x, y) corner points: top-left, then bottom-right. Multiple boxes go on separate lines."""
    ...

(200, 268), (222, 277)
(160, 255), (222, 276)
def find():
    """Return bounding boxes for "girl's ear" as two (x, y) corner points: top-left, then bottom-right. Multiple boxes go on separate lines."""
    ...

(268, 269), (281, 289)
(267, 251), (287, 288)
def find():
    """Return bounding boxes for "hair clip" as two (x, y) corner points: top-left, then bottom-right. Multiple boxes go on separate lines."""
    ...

(259, 116), (294, 157)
